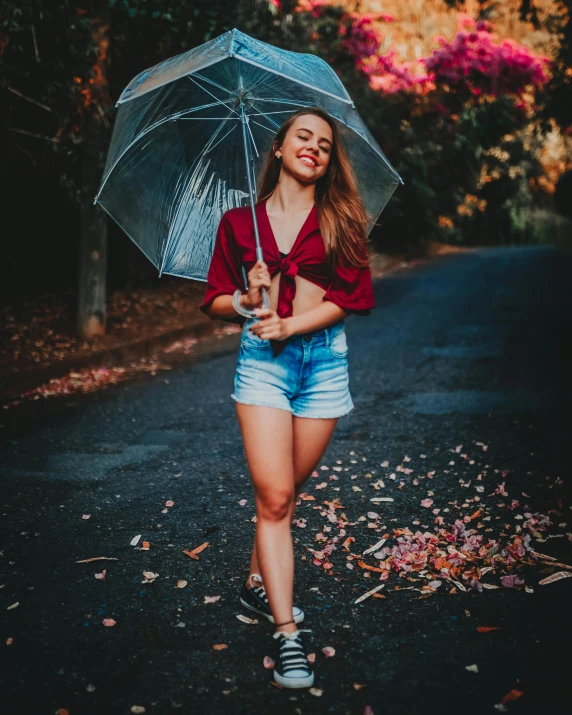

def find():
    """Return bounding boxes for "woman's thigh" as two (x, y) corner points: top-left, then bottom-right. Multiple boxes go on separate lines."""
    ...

(292, 416), (338, 489)
(235, 403), (294, 497)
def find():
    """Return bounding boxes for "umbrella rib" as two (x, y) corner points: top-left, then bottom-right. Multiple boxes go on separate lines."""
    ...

(204, 121), (237, 153)
(248, 116), (280, 133)
(192, 72), (232, 95)
(235, 56), (353, 104)
(96, 102), (233, 200)
(187, 75), (240, 119)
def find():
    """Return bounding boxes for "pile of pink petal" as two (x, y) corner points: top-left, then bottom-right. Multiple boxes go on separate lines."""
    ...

(299, 446), (570, 595)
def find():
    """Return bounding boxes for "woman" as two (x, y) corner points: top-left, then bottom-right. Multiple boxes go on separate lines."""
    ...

(199, 107), (375, 688)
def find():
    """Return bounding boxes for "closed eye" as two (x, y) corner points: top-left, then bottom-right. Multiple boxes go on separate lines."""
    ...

(298, 135), (330, 153)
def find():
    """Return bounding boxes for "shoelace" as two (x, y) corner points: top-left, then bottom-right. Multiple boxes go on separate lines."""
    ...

(273, 630), (312, 674)
(252, 585), (269, 605)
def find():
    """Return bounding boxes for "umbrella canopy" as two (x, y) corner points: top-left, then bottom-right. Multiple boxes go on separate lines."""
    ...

(95, 28), (403, 281)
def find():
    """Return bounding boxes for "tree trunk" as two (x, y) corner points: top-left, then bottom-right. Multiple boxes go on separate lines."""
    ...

(77, 3), (110, 339)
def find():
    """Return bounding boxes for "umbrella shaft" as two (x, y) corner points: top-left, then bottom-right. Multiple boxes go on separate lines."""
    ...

(239, 100), (263, 263)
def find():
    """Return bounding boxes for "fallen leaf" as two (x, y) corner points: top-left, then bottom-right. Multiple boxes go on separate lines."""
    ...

(358, 561), (387, 573)
(177, 580), (188, 589)
(165, 500), (174, 507)
(370, 497), (393, 503)
(236, 614), (258, 625)
(465, 664), (479, 673)
(477, 626), (502, 633)
(76, 556), (119, 563)
(7, 602), (19, 610)
(130, 535), (142, 546)
(6, 637), (14, 645)
(204, 595), (221, 604)
(309, 688), (323, 696)
(354, 585), (385, 604)
(299, 493), (315, 501)
(322, 646), (336, 658)
(141, 541), (150, 550)
(315, 482), (327, 490)
(131, 707), (146, 714)
(238, 499), (247, 506)
(501, 689), (524, 704)
(183, 541), (209, 560)
(82, 514), (91, 519)
(353, 682), (366, 691)
(363, 538), (386, 556)
(263, 656), (275, 669)
(213, 643), (228, 651)
(539, 571), (572, 586)
(95, 570), (106, 580)
(102, 618), (116, 627)
(421, 499), (433, 508)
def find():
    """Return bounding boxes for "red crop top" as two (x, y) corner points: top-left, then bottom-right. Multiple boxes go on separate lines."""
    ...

(199, 199), (375, 351)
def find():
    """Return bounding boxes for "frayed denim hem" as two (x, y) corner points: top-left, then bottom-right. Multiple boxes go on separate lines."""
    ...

(231, 394), (293, 414)
(291, 405), (355, 420)
(231, 394), (354, 419)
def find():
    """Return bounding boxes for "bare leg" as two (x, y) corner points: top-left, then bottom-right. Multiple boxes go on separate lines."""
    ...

(236, 403), (297, 632)
(248, 415), (339, 589)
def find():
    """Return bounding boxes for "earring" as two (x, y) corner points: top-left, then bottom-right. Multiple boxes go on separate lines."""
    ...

(276, 153), (282, 161)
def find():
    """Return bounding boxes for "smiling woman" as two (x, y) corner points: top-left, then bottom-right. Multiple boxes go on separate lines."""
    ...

(199, 106), (376, 689)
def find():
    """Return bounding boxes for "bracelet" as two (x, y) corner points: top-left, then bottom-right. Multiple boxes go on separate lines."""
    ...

(232, 289), (255, 318)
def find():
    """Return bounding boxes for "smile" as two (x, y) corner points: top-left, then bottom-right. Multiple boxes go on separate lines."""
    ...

(298, 155), (318, 167)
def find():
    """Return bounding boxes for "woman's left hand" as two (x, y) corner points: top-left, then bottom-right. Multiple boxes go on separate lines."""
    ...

(250, 308), (292, 341)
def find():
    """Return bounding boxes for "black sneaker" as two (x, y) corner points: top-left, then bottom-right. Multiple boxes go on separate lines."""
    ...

(239, 574), (304, 624)
(273, 629), (315, 689)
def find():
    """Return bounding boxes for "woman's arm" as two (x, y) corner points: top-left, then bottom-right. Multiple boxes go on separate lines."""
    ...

(250, 301), (349, 339)
(285, 301), (350, 336)
(205, 292), (255, 321)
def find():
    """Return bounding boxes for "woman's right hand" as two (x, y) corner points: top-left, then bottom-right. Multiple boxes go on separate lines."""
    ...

(244, 260), (272, 309)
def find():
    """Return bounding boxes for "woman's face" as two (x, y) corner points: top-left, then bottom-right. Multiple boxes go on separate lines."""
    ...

(276, 114), (333, 186)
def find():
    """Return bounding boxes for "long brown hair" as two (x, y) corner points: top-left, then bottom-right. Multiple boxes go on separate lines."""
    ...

(257, 107), (371, 276)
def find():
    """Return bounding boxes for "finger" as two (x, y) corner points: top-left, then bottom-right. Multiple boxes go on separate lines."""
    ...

(253, 307), (273, 317)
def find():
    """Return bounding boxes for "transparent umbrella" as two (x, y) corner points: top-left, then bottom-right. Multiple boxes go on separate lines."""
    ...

(95, 28), (403, 318)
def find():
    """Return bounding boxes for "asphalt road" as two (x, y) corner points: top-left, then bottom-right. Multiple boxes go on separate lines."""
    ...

(1, 245), (572, 715)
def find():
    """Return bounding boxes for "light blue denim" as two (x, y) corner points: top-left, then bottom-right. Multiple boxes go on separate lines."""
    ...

(231, 317), (354, 419)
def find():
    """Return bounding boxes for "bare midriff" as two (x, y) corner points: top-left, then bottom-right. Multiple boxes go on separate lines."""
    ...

(269, 272), (326, 317)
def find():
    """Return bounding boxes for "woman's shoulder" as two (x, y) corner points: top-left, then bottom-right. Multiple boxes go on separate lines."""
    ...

(221, 204), (253, 226)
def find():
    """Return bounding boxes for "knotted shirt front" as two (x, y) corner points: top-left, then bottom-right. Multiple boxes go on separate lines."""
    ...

(200, 199), (375, 356)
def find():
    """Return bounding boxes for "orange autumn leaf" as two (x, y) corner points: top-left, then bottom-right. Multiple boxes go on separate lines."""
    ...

(324, 500), (345, 509)
(477, 626), (502, 633)
(212, 643), (228, 651)
(342, 537), (355, 551)
(469, 509), (482, 521)
(299, 493), (315, 501)
(183, 541), (209, 560)
(358, 560), (388, 573)
(501, 689), (524, 704)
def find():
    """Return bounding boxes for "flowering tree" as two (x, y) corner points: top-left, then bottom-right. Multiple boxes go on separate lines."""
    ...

(305, 6), (553, 249)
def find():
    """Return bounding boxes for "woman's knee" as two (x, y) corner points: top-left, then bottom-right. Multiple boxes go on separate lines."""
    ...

(256, 488), (295, 522)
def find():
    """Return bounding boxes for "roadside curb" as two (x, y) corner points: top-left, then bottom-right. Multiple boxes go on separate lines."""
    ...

(0, 316), (219, 402)
(1, 245), (462, 403)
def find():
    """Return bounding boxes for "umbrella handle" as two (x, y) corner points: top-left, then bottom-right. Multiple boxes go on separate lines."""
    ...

(232, 286), (271, 319)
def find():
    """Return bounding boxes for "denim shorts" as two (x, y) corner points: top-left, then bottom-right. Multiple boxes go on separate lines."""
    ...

(231, 317), (354, 419)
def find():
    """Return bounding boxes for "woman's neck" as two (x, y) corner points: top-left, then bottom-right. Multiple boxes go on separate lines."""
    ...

(268, 172), (315, 214)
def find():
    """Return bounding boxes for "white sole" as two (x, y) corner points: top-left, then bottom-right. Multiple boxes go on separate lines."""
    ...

(239, 598), (305, 624)
(273, 670), (315, 689)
